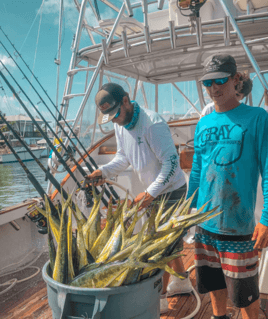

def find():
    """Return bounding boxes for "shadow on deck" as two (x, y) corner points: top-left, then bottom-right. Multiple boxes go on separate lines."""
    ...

(0, 243), (267, 319)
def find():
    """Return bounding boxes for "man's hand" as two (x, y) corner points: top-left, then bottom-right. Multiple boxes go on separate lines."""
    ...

(133, 191), (155, 211)
(252, 222), (268, 250)
(85, 169), (105, 187)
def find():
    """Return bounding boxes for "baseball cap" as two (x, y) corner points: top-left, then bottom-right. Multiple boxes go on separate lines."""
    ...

(200, 54), (237, 81)
(95, 83), (127, 125)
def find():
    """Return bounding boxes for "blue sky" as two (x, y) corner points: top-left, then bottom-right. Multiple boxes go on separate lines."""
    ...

(0, 0), (267, 122)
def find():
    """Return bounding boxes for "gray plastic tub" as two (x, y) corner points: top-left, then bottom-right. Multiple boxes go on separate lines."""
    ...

(42, 261), (164, 319)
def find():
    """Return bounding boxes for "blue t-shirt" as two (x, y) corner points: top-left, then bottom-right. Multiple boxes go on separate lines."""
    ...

(187, 103), (268, 236)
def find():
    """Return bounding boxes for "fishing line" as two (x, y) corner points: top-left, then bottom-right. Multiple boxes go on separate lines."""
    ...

(18, 1), (45, 54)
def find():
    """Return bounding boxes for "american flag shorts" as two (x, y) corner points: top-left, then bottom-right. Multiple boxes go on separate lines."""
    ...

(195, 227), (258, 279)
(194, 227), (259, 307)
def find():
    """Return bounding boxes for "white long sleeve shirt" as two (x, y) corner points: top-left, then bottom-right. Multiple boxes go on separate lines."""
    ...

(100, 107), (186, 198)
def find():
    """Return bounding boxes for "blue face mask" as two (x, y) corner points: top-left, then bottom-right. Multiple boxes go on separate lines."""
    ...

(124, 101), (140, 131)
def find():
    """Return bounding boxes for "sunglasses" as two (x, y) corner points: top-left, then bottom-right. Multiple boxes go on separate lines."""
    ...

(113, 106), (121, 119)
(202, 77), (229, 87)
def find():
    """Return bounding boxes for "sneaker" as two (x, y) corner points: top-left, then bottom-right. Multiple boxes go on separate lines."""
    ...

(166, 272), (193, 297)
(160, 293), (169, 314)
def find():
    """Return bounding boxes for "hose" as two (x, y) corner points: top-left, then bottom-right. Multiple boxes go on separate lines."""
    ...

(175, 264), (201, 319)
(0, 250), (43, 296)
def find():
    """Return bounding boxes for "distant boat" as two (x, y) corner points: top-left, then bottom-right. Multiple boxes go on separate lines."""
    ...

(0, 114), (49, 162)
(0, 145), (46, 164)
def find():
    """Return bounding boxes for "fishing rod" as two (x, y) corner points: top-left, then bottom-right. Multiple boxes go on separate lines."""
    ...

(0, 50), (118, 207)
(0, 112), (76, 206)
(0, 66), (108, 208)
(0, 127), (59, 232)
(0, 31), (119, 202)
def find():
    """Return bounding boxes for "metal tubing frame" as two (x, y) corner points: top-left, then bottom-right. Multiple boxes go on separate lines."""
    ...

(65, 3), (126, 147)
(90, 71), (103, 148)
(122, 30), (130, 58)
(140, 82), (149, 109)
(196, 79), (205, 110)
(172, 82), (201, 115)
(60, 0), (88, 121)
(219, 0), (268, 91)
(155, 83), (158, 113)
(158, 0), (165, 10)
(196, 17), (203, 47)
(55, 0), (64, 113)
(74, 0), (97, 42)
(169, 20), (176, 49)
(124, 0), (133, 17)
(133, 78), (139, 100)
(224, 16), (230, 46)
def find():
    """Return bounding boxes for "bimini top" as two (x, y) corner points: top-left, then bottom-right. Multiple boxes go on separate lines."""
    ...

(78, 12), (268, 84)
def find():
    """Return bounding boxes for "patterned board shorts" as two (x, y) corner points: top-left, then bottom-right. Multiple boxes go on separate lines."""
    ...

(194, 226), (259, 308)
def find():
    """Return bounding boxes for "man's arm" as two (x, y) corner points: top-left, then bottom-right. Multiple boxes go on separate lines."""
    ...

(252, 110), (268, 249)
(87, 127), (130, 183)
(143, 122), (185, 199)
(186, 123), (202, 207)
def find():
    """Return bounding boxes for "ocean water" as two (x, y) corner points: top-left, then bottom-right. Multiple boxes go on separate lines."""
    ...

(0, 158), (67, 210)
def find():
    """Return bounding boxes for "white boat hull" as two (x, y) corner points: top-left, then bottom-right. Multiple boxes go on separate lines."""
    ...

(0, 147), (46, 164)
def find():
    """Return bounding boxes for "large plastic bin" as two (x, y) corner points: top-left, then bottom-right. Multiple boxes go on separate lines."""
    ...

(42, 261), (164, 319)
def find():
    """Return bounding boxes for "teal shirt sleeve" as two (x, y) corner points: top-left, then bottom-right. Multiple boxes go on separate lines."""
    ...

(186, 121), (202, 207)
(257, 110), (268, 226)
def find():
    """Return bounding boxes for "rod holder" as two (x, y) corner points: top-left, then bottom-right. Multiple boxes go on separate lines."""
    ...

(144, 25), (152, 53)
(158, 0), (165, 10)
(10, 221), (21, 231)
(224, 16), (230, 46)
(102, 39), (109, 64)
(169, 20), (176, 49)
(121, 31), (130, 58)
(124, 0), (133, 17)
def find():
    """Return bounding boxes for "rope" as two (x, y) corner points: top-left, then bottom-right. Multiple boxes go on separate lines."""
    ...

(0, 250), (43, 296)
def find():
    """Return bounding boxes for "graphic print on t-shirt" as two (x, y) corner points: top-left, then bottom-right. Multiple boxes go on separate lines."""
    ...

(199, 124), (247, 166)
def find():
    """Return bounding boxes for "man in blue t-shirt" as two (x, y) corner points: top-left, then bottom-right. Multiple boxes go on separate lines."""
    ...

(187, 54), (268, 319)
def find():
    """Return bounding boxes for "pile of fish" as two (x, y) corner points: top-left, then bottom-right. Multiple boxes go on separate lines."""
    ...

(37, 187), (221, 288)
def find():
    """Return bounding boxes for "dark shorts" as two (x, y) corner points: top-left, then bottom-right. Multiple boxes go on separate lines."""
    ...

(154, 183), (187, 210)
(195, 226), (259, 308)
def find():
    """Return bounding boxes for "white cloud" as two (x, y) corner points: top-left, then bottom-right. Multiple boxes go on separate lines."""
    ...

(0, 54), (16, 70)
(0, 95), (22, 115)
(42, 0), (99, 31)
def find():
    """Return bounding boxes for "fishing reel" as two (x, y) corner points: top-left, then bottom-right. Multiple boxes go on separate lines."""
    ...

(177, 0), (207, 17)
(76, 178), (95, 208)
(27, 201), (48, 235)
(48, 144), (76, 174)
(76, 177), (104, 208)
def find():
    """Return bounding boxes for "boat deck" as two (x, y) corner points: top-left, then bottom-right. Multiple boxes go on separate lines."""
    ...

(1, 243), (267, 319)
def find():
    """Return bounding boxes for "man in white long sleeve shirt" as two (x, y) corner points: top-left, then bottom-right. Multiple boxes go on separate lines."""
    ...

(87, 83), (191, 313)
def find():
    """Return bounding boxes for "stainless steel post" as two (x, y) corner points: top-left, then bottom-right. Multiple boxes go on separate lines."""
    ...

(219, 0), (268, 91)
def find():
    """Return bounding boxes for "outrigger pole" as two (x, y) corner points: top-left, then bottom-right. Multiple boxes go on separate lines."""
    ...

(0, 66), (109, 207)
(0, 29), (119, 202)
